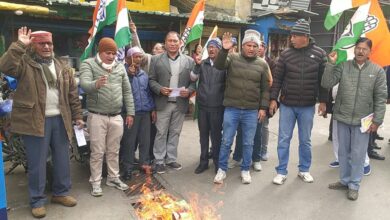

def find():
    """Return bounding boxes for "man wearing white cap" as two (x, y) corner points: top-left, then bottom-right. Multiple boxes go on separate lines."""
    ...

(120, 46), (156, 180)
(213, 30), (270, 184)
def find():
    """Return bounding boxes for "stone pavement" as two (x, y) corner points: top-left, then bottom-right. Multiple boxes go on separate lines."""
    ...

(5, 106), (390, 220)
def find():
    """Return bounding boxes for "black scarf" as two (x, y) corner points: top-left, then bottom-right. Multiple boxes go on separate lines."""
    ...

(29, 49), (57, 89)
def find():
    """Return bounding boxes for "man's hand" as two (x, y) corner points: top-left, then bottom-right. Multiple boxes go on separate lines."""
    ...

(151, 111), (157, 123)
(125, 116), (134, 128)
(269, 100), (278, 116)
(222, 32), (233, 50)
(160, 87), (172, 96)
(367, 123), (379, 133)
(129, 21), (137, 33)
(258, 109), (266, 122)
(75, 119), (85, 129)
(128, 64), (136, 75)
(318, 102), (327, 118)
(95, 75), (108, 89)
(179, 87), (190, 98)
(328, 51), (337, 64)
(194, 54), (202, 65)
(387, 99), (390, 104)
(18, 26), (32, 46)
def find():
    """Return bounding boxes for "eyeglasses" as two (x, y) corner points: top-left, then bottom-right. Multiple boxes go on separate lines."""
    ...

(355, 47), (369, 52)
(37, 42), (53, 47)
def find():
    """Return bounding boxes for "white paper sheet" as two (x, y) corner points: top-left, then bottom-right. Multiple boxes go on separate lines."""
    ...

(169, 88), (181, 98)
(74, 125), (87, 146)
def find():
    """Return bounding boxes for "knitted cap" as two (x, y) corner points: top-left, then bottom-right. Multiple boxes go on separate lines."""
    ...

(126, 46), (143, 57)
(30, 31), (52, 43)
(242, 29), (261, 46)
(98, 37), (117, 53)
(207, 37), (222, 49)
(291, 19), (310, 35)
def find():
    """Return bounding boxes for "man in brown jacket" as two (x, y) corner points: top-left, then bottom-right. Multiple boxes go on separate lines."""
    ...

(0, 27), (83, 218)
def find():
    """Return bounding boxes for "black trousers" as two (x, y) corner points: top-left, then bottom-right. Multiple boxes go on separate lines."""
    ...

(197, 108), (223, 167)
(367, 131), (377, 154)
(120, 113), (151, 171)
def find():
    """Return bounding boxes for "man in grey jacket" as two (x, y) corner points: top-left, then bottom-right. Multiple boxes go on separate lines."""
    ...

(322, 37), (387, 201)
(149, 31), (196, 174)
(80, 37), (135, 197)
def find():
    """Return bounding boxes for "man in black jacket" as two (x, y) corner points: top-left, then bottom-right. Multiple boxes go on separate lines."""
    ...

(269, 19), (328, 185)
(191, 38), (226, 174)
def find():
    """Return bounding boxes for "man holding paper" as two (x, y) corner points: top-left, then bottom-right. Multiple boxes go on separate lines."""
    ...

(322, 37), (387, 201)
(149, 31), (196, 174)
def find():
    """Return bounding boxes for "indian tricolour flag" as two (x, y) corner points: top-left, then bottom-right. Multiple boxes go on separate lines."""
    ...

(114, 0), (131, 61)
(324, 0), (370, 30)
(81, 0), (131, 61)
(332, 1), (371, 64)
(180, 0), (205, 52)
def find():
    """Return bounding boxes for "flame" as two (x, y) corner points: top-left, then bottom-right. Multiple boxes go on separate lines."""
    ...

(134, 172), (222, 220)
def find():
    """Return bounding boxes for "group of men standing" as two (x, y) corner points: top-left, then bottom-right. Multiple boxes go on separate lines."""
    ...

(0, 17), (387, 218)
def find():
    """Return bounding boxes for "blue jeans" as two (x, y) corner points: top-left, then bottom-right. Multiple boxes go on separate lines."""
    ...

(233, 121), (262, 162)
(275, 104), (315, 175)
(218, 107), (258, 171)
(337, 121), (369, 190)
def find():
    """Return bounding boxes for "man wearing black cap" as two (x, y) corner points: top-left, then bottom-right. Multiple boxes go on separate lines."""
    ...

(190, 38), (226, 174)
(269, 19), (328, 185)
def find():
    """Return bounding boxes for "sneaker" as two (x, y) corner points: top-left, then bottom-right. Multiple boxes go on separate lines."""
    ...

(91, 184), (103, 197)
(51, 195), (77, 207)
(273, 174), (287, 185)
(241, 171), (252, 184)
(166, 162), (182, 170)
(106, 178), (129, 191)
(31, 206), (46, 218)
(347, 189), (359, 201)
(213, 168), (226, 184)
(329, 161), (340, 168)
(328, 181), (348, 190)
(298, 172), (314, 183)
(364, 165), (371, 176)
(155, 164), (166, 174)
(253, 161), (262, 171)
(228, 158), (241, 169)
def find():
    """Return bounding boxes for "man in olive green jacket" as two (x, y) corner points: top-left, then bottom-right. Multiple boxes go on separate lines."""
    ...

(322, 38), (387, 201)
(80, 37), (134, 197)
(213, 30), (270, 185)
(0, 27), (83, 218)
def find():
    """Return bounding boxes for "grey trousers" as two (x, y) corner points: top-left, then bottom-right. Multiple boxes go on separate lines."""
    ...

(120, 112), (151, 171)
(22, 116), (71, 208)
(153, 103), (185, 165)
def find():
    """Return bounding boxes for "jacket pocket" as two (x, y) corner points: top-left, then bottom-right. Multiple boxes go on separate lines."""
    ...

(13, 100), (35, 109)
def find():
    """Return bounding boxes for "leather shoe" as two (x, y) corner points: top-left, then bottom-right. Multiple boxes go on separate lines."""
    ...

(51, 195), (77, 207)
(368, 151), (385, 160)
(375, 134), (384, 140)
(194, 165), (209, 174)
(32, 206), (46, 218)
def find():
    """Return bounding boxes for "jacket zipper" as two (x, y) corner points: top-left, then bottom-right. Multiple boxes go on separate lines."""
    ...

(138, 75), (143, 112)
(300, 49), (305, 105)
(350, 63), (362, 125)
